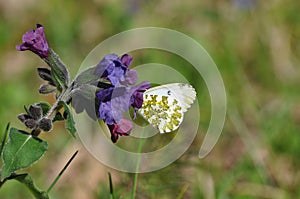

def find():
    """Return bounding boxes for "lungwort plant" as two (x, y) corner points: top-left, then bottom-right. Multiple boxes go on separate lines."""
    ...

(0, 24), (150, 198)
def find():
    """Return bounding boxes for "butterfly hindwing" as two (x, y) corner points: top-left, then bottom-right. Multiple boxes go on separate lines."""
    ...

(138, 83), (196, 133)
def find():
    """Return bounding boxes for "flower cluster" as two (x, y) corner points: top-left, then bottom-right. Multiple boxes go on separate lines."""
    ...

(16, 24), (150, 143)
(18, 104), (52, 135)
(1, 23), (153, 197)
(95, 54), (150, 142)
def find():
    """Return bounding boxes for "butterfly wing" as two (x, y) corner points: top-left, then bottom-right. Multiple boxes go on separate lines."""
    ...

(138, 83), (196, 133)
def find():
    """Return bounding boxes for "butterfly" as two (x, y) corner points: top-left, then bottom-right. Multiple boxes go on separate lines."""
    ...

(138, 83), (196, 133)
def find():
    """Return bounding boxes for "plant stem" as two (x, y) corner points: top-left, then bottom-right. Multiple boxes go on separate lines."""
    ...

(44, 95), (63, 119)
(44, 87), (71, 119)
(131, 131), (145, 199)
(176, 183), (189, 199)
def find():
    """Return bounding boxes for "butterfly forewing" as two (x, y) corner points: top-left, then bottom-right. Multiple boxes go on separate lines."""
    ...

(138, 83), (196, 133)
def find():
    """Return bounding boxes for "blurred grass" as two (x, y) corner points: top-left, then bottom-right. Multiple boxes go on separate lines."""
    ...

(1, 0), (300, 198)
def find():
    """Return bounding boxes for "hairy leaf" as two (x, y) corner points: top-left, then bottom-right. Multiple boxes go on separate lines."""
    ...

(52, 112), (64, 122)
(1, 128), (48, 180)
(12, 173), (49, 199)
(44, 49), (70, 90)
(73, 66), (99, 86)
(59, 101), (76, 138)
(0, 123), (10, 159)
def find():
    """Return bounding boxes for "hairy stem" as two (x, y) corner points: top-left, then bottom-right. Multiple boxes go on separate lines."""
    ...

(44, 87), (72, 119)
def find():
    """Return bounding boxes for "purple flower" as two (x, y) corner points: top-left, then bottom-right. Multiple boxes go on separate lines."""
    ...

(97, 87), (128, 125)
(120, 69), (138, 85)
(95, 53), (150, 142)
(96, 81), (150, 124)
(121, 54), (133, 67)
(95, 54), (136, 86)
(129, 81), (151, 109)
(96, 82), (150, 123)
(108, 119), (133, 143)
(16, 24), (49, 58)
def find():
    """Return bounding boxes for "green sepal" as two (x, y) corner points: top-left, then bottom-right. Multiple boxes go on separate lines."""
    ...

(35, 102), (51, 117)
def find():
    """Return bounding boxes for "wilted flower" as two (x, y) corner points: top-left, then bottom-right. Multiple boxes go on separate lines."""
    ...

(108, 119), (133, 143)
(16, 24), (49, 59)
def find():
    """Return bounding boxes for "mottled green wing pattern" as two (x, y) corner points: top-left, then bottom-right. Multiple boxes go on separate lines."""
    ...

(138, 83), (196, 133)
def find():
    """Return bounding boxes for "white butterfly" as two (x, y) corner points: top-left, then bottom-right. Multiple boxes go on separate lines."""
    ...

(138, 83), (196, 133)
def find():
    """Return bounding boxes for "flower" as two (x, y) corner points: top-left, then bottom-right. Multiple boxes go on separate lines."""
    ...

(95, 54), (137, 86)
(108, 119), (133, 143)
(16, 24), (49, 58)
(96, 82), (150, 124)
(121, 54), (133, 67)
(130, 81), (151, 109)
(120, 69), (138, 85)
(95, 54), (150, 142)
(96, 81), (150, 142)
(97, 87), (126, 124)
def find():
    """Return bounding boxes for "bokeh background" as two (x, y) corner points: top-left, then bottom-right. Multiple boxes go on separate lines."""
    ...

(1, 0), (300, 198)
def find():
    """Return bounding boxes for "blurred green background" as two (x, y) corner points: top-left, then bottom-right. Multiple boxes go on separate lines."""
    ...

(1, 0), (300, 198)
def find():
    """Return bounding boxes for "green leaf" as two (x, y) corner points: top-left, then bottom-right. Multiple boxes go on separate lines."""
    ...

(44, 49), (70, 90)
(0, 123), (10, 159)
(50, 71), (64, 92)
(73, 66), (99, 85)
(59, 101), (76, 138)
(1, 128), (48, 180)
(12, 173), (49, 199)
(52, 112), (64, 122)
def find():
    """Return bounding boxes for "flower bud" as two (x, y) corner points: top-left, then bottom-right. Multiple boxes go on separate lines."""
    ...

(18, 113), (30, 123)
(38, 118), (53, 132)
(29, 105), (42, 120)
(24, 119), (37, 129)
(37, 68), (53, 82)
(39, 84), (56, 94)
